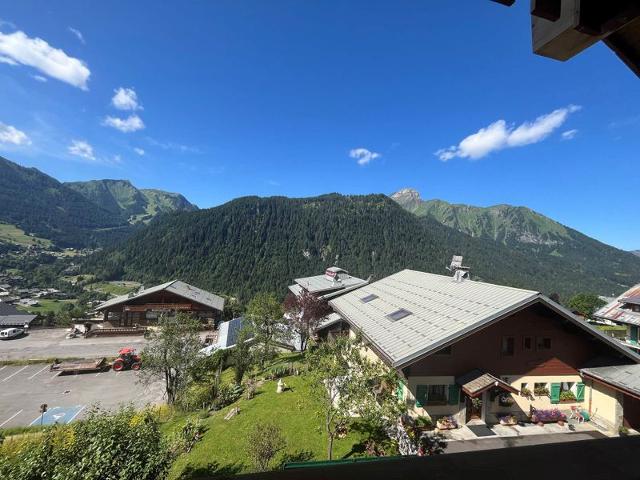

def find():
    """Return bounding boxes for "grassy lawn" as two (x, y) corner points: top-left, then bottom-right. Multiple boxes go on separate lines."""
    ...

(86, 280), (140, 296)
(16, 298), (76, 314)
(166, 372), (366, 479)
(0, 223), (51, 247)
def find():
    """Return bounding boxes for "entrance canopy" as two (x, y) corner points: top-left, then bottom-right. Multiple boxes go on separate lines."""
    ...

(456, 369), (519, 397)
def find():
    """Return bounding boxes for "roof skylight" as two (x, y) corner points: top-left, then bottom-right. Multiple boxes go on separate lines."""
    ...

(386, 308), (412, 321)
(361, 294), (378, 303)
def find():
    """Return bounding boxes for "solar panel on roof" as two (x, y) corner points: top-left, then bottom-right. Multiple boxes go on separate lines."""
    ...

(361, 294), (378, 303)
(387, 308), (412, 321)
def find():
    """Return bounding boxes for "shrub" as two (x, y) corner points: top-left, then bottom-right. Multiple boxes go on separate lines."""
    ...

(171, 417), (205, 454)
(212, 383), (243, 410)
(246, 422), (286, 472)
(0, 406), (170, 480)
(415, 415), (433, 430)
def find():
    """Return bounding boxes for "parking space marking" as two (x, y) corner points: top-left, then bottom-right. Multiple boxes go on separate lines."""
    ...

(0, 366), (6, 372)
(0, 409), (24, 428)
(30, 405), (85, 426)
(2, 365), (28, 382)
(28, 365), (50, 380)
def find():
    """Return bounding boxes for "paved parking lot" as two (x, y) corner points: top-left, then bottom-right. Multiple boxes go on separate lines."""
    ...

(0, 328), (149, 361)
(0, 363), (164, 428)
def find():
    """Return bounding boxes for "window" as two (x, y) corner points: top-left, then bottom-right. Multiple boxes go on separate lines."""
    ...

(523, 336), (533, 350)
(426, 385), (448, 405)
(434, 345), (452, 356)
(386, 308), (412, 321)
(534, 382), (549, 396)
(501, 336), (515, 356)
(536, 337), (552, 350)
(361, 294), (378, 303)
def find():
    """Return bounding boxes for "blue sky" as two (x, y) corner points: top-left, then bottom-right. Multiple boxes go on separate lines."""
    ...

(0, 1), (638, 250)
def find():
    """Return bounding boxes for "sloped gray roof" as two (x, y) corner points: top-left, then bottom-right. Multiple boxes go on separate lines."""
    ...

(315, 312), (343, 331)
(0, 314), (37, 327)
(292, 272), (367, 295)
(330, 269), (640, 368)
(581, 364), (640, 398)
(96, 280), (224, 312)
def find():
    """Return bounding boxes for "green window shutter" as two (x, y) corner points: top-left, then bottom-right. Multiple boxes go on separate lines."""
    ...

(396, 381), (404, 401)
(576, 382), (585, 402)
(448, 384), (460, 405)
(550, 383), (561, 404)
(415, 385), (428, 408)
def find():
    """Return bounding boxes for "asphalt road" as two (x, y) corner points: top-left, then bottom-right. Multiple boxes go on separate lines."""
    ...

(0, 328), (148, 360)
(0, 363), (164, 428)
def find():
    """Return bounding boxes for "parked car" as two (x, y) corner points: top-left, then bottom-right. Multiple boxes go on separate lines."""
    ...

(0, 328), (25, 340)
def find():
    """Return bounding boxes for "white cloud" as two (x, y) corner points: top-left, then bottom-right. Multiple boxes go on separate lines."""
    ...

(435, 105), (581, 161)
(561, 129), (578, 140)
(0, 30), (90, 89)
(31, 74), (47, 82)
(133, 147), (145, 156)
(111, 87), (142, 111)
(103, 114), (145, 133)
(349, 147), (381, 166)
(0, 55), (17, 65)
(0, 122), (31, 145)
(67, 27), (85, 44)
(68, 139), (95, 161)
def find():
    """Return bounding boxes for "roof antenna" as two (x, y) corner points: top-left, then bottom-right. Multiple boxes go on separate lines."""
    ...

(447, 255), (470, 282)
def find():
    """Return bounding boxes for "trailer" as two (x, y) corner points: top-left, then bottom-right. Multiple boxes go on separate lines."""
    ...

(50, 357), (108, 375)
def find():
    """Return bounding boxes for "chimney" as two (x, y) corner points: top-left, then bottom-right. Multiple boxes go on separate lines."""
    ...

(447, 255), (470, 282)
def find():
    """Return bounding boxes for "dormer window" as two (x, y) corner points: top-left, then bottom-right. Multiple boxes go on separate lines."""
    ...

(387, 308), (412, 321)
(361, 294), (378, 303)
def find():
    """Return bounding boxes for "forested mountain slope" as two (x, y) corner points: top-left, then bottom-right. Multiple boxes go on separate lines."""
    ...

(0, 156), (128, 247)
(85, 194), (639, 301)
(392, 188), (640, 297)
(65, 179), (197, 224)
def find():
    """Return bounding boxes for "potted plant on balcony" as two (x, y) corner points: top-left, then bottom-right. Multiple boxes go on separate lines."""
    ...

(414, 415), (434, 432)
(530, 408), (566, 425)
(498, 414), (518, 426)
(436, 415), (458, 430)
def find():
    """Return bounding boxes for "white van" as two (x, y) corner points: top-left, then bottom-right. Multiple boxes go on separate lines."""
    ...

(0, 328), (24, 340)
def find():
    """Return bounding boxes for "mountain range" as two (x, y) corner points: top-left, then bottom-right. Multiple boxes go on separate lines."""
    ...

(0, 156), (197, 248)
(85, 192), (640, 301)
(2, 155), (638, 299)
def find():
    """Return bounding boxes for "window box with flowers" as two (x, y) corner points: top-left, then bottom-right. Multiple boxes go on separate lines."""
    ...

(498, 393), (515, 407)
(534, 385), (550, 397)
(559, 390), (577, 403)
(520, 387), (534, 400)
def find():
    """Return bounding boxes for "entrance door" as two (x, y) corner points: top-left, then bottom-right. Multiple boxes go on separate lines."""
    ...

(465, 395), (482, 422)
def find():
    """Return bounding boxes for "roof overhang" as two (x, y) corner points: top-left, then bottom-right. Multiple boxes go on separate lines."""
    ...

(581, 368), (640, 401)
(456, 369), (519, 397)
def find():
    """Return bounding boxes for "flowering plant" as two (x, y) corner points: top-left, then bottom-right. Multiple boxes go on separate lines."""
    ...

(531, 408), (566, 423)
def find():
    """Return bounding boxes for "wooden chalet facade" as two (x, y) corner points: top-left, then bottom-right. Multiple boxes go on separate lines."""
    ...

(329, 269), (640, 430)
(95, 280), (224, 327)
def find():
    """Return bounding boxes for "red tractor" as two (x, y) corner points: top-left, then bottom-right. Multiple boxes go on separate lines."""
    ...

(112, 347), (142, 372)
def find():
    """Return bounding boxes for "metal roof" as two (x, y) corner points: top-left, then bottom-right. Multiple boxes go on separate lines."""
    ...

(330, 269), (640, 368)
(581, 364), (640, 399)
(96, 280), (225, 312)
(315, 312), (343, 331)
(0, 314), (37, 327)
(594, 284), (640, 326)
(292, 272), (367, 295)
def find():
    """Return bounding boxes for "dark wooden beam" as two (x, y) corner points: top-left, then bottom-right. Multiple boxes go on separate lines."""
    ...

(531, 0), (561, 22)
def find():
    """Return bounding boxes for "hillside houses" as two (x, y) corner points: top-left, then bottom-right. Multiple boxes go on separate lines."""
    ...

(594, 284), (640, 353)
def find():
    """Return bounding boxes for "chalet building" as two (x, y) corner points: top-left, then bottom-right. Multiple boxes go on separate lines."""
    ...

(95, 280), (224, 327)
(288, 267), (368, 300)
(594, 284), (640, 352)
(0, 302), (37, 329)
(328, 269), (640, 431)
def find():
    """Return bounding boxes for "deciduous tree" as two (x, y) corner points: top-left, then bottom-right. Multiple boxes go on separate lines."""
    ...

(140, 313), (203, 404)
(567, 293), (606, 319)
(245, 292), (285, 366)
(283, 291), (332, 351)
